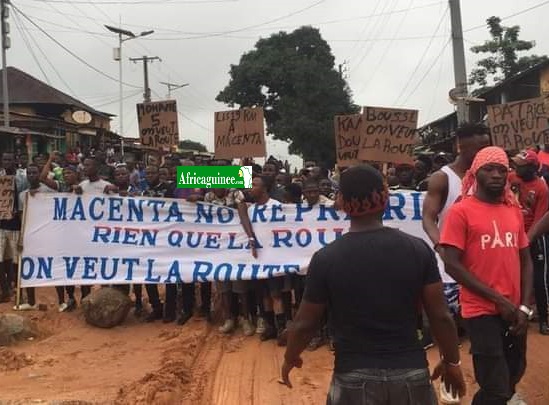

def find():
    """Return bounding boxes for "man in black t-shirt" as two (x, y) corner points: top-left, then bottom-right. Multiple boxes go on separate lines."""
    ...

(281, 165), (465, 405)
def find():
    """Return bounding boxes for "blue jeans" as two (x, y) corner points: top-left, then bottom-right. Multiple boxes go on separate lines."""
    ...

(327, 368), (436, 405)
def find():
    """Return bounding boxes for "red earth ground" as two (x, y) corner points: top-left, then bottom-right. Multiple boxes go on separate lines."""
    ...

(0, 288), (548, 404)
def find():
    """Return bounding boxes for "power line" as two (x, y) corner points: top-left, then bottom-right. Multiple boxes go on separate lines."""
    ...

(151, 89), (213, 133)
(150, 0), (327, 41)
(47, 0), (114, 48)
(425, 24), (450, 120)
(12, 5), (142, 89)
(355, 0), (415, 97)
(23, 0), (325, 113)
(179, 111), (213, 133)
(144, 1), (444, 40)
(464, 0), (549, 32)
(401, 39), (451, 106)
(393, 5), (449, 105)
(24, 0), (323, 41)
(93, 89), (142, 108)
(12, 8), (51, 84)
(89, 1), (115, 24)
(27, 0), (239, 4)
(13, 8), (77, 95)
(350, 0), (399, 75)
(54, 1), (210, 119)
(55, 1), (220, 114)
(10, 11), (112, 36)
(15, 19), (447, 43)
(345, 0), (383, 62)
(19, 0), (444, 39)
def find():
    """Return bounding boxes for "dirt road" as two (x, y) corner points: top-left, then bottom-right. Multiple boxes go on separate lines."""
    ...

(1, 289), (548, 404)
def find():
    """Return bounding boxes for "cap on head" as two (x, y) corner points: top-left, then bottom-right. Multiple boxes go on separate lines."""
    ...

(512, 149), (539, 167)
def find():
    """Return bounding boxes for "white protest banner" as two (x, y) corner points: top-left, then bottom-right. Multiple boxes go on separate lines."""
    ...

(21, 191), (427, 287)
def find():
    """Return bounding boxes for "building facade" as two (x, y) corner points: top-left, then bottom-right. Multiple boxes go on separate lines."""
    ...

(0, 67), (118, 160)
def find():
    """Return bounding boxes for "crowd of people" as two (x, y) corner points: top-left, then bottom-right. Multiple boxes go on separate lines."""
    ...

(1, 123), (548, 404)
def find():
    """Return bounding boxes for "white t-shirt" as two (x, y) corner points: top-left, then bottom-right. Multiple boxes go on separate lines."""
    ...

(259, 198), (280, 206)
(19, 184), (55, 212)
(436, 166), (462, 284)
(79, 179), (112, 194)
(302, 195), (335, 207)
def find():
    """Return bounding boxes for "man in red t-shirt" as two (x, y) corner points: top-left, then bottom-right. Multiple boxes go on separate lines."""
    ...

(440, 146), (533, 405)
(510, 149), (549, 335)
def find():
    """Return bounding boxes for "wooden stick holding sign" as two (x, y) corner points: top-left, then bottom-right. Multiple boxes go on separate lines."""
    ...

(487, 97), (549, 151)
(214, 107), (266, 159)
(15, 191), (29, 310)
(359, 106), (418, 165)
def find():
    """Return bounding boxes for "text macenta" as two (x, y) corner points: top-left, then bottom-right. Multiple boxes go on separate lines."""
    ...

(51, 195), (421, 225)
(21, 194), (424, 285)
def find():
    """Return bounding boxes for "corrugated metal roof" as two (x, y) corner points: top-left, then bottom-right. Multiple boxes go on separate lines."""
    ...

(0, 67), (113, 118)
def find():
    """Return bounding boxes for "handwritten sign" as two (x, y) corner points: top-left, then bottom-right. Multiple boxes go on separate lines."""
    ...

(0, 176), (14, 220)
(359, 106), (418, 165)
(214, 107), (266, 159)
(487, 98), (549, 151)
(334, 114), (363, 166)
(137, 100), (179, 151)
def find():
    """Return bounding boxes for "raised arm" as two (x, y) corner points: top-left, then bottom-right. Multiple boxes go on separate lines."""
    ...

(39, 152), (60, 191)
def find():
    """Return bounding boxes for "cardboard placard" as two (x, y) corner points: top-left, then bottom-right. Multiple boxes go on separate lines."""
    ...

(137, 100), (179, 151)
(214, 107), (266, 159)
(359, 106), (418, 164)
(487, 97), (549, 151)
(0, 176), (14, 220)
(334, 114), (363, 166)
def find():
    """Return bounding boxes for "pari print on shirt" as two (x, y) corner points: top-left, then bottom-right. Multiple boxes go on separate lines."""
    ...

(440, 197), (528, 318)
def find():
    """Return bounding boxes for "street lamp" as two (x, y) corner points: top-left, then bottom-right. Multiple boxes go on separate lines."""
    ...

(105, 24), (154, 157)
(160, 81), (189, 98)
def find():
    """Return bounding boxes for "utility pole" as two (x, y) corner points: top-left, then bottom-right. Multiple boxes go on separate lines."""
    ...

(449, 0), (469, 124)
(160, 81), (189, 98)
(130, 56), (160, 102)
(1, 0), (10, 127)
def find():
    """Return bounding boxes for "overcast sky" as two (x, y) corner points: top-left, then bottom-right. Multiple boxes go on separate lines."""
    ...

(7, 0), (549, 167)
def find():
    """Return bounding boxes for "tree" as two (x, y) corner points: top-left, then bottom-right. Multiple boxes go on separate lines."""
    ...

(178, 139), (208, 152)
(469, 16), (547, 91)
(216, 26), (357, 168)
